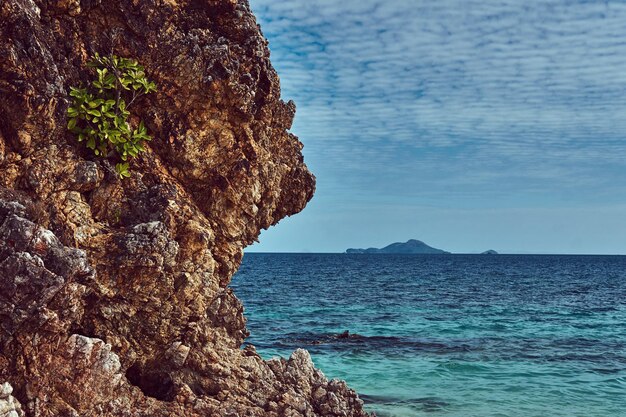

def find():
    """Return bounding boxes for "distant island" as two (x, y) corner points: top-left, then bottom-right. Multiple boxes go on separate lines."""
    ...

(346, 239), (450, 254)
(481, 249), (499, 255)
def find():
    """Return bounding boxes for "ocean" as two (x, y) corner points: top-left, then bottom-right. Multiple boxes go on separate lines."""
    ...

(231, 253), (626, 417)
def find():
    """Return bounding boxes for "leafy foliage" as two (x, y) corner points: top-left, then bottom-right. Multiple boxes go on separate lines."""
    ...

(67, 53), (156, 178)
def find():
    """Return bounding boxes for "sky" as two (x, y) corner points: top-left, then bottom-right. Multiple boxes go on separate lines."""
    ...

(247, 0), (626, 254)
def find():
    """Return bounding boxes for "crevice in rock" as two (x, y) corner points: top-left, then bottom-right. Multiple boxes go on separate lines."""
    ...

(67, 324), (100, 342)
(253, 69), (271, 113)
(188, 380), (221, 398)
(125, 363), (176, 402)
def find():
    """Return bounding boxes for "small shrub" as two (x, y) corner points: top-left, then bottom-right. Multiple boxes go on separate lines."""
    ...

(67, 53), (156, 178)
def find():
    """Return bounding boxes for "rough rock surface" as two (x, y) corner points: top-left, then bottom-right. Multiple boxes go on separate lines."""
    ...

(0, 1), (369, 416)
(0, 382), (25, 417)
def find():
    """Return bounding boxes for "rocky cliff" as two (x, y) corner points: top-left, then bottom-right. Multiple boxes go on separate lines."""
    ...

(0, 1), (368, 416)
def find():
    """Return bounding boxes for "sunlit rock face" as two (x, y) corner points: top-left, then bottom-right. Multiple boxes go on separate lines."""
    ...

(0, 1), (368, 415)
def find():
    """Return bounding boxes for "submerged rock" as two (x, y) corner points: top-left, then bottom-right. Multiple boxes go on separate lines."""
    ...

(0, 1), (367, 416)
(336, 331), (363, 339)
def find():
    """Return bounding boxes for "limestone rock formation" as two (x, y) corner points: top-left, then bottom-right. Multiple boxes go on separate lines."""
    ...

(0, 1), (368, 416)
(0, 382), (25, 417)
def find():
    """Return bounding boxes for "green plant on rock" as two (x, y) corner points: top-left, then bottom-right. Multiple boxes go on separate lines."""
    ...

(67, 52), (156, 178)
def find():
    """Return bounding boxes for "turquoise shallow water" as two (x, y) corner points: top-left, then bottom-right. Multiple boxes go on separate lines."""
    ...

(231, 254), (626, 417)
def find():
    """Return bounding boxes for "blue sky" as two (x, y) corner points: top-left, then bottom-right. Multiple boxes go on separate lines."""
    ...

(247, 0), (626, 254)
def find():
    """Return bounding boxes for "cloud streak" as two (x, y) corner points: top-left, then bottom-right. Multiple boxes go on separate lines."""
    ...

(250, 0), (626, 208)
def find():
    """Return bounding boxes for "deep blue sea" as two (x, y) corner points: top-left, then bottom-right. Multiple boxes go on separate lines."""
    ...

(231, 254), (626, 417)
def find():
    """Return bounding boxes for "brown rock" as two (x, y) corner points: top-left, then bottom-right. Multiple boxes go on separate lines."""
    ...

(0, 1), (369, 416)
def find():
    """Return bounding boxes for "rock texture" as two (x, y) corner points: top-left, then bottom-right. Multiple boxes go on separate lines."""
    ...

(0, 1), (368, 416)
(0, 382), (25, 417)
